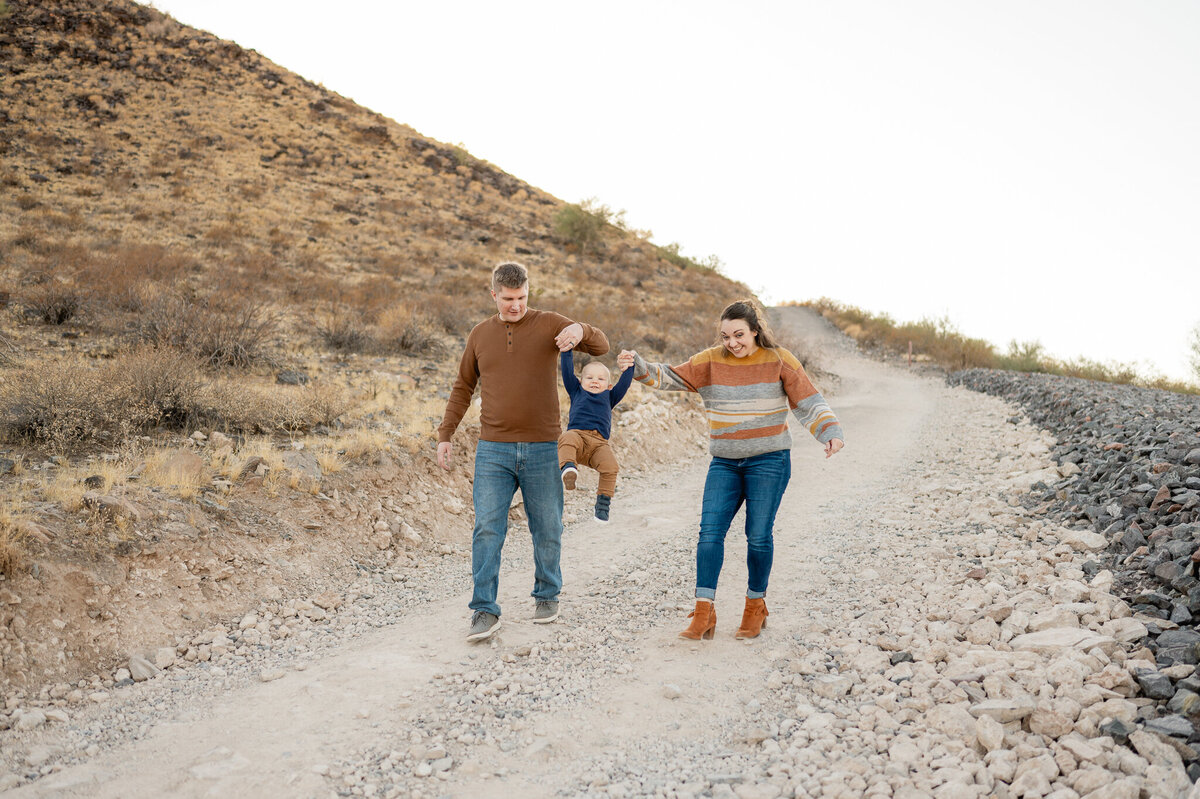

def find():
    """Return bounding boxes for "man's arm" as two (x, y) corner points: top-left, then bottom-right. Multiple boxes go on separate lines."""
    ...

(436, 336), (479, 469)
(560, 350), (580, 394)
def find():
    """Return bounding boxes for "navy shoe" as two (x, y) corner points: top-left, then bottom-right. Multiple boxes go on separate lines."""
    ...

(561, 463), (578, 490)
(594, 493), (611, 523)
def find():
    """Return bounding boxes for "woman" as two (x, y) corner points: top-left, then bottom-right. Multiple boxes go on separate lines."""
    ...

(617, 300), (844, 640)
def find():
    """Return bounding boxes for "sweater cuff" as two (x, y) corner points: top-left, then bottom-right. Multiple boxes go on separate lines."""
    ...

(815, 423), (844, 446)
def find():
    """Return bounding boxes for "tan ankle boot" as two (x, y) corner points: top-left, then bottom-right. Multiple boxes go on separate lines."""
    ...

(679, 600), (716, 640)
(735, 597), (768, 639)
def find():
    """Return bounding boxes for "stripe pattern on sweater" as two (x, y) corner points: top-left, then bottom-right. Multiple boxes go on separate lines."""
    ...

(633, 346), (843, 459)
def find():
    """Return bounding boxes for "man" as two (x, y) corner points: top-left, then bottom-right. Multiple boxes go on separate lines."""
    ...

(437, 262), (609, 641)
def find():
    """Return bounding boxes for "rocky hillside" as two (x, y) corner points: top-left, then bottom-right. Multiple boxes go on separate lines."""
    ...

(0, 0), (750, 694)
(0, 0), (740, 351)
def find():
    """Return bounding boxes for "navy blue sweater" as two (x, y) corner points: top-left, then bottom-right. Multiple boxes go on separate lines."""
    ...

(561, 351), (633, 440)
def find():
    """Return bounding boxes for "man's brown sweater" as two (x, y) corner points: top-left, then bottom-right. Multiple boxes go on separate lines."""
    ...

(438, 309), (609, 444)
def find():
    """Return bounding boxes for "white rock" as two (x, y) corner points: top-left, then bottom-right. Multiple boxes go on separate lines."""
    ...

(1059, 530), (1106, 552)
(812, 674), (853, 699)
(975, 715), (1005, 752)
(1098, 618), (1148, 644)
(153, 647), (177, 670)
(129, 655), (160, 682)
(662, 684), (682, 700)
(1010, 628), (1117, 656)
(969, 696), (1037, 723)
(15, 709), (46, 730)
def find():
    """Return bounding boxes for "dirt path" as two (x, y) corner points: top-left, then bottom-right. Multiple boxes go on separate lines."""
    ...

(6, 308), (1072, 799)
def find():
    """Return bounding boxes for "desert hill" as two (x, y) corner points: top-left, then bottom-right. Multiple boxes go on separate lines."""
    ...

(0, 0), (748, 691)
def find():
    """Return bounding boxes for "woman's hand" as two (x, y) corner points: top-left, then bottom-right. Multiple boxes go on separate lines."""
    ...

(555, 323), (584, 352)
(824, 439), (844, 459)
(617, 349), (637, 371)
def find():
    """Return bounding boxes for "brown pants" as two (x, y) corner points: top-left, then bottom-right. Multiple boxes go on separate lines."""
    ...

(558, 428), (619, 497)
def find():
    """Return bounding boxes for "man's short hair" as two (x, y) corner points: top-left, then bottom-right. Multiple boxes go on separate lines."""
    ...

(492, 262), (528, 291)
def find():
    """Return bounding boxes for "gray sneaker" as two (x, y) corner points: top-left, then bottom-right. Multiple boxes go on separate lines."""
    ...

(532, 600), (559, 624)
(467, 611), (501, 641)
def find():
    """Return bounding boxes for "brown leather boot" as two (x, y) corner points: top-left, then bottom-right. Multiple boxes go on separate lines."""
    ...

(678, 600), (716, 640)
(735, 597), (768, 639)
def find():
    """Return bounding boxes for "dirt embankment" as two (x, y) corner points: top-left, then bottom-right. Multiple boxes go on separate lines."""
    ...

(0, 386), (707, 700)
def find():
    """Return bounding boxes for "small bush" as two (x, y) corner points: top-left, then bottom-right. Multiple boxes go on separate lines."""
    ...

(136, 293), (279, 368)
(554, 198), (612, 251)
(24, 280), (82, 324)
(317, 312), (373, 353)
(375, 307), (439, 355)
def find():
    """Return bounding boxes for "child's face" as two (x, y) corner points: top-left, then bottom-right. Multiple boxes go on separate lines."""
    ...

(581, 364), (611, 394)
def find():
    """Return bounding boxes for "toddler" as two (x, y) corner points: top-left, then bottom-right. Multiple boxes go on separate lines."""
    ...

(559, 350), (633, 522)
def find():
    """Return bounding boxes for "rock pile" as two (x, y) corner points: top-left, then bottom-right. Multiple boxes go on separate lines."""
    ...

(952, 370), (1200, 768)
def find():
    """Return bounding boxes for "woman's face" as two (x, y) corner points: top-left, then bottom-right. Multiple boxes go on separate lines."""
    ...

(720, 318), (759, 358)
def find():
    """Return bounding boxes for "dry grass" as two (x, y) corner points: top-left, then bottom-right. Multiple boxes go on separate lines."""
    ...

(0, 506), (26, 578)
(41, 470), (88, 513)
(142, 449), (209, 501)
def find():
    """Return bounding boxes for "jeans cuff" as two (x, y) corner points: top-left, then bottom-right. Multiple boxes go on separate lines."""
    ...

(746, 589), (765, 599)
(695, 587), (716, 600)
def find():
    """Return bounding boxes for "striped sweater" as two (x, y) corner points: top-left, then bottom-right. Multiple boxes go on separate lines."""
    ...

(632, 346), (843, 459)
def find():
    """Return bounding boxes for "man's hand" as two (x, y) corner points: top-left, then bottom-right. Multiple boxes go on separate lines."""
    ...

(824, 439), (844, 459)
(437, 441), (453, 470)
(617, 349), (637, 371)
(555, 322), (584, 352)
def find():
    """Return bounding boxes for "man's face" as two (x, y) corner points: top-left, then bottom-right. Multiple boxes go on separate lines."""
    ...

(581, 364), (610, 394)
(492, 283), (528, 322)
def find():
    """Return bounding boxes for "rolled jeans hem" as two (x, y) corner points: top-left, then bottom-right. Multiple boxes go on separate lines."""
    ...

(695, 587), (716, 600)
(746, 589), (766, 599)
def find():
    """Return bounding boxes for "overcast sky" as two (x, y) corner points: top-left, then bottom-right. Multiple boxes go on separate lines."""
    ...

(152, 1), (1200, 382)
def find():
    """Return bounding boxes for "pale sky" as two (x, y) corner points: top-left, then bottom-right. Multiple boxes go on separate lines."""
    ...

(152, 1), (1200, 382)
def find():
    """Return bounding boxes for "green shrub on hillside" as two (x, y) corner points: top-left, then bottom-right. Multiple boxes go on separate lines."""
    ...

(554, 198), (612, 252)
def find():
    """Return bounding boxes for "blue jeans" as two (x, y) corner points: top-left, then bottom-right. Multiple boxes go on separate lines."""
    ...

(470, 440), (563, 616)
(695, 449), (791, 600)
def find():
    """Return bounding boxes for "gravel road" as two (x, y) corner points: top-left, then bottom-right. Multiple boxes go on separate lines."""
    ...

(4, 307), (1187, 799)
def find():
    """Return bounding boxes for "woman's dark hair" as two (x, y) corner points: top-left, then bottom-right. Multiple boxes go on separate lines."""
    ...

(719, 299), (778, 348)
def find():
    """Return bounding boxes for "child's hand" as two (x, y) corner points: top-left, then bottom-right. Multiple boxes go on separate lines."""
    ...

(824, 439), (843, 458)
(617, 350), (637, 371)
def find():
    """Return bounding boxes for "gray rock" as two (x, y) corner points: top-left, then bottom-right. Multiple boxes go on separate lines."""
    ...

(1136, 670), (1176, 700)
(276, 370), (309, 385)
(1185, 448), (1200, 466)
(1100, 717), (1134, 743)
(1143, 715), (1194, 738)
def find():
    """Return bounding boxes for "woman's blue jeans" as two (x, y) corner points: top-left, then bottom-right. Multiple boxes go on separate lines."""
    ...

(695, 449), (791, 600)
(470, 440), (563, 617)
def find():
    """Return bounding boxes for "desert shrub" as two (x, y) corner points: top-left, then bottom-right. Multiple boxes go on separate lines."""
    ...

(82, 243), (196, 312)
(117, 348), (207, 429)
(375, 307), (440, 355)
(206, 380), (350, 434)
(0, 359), (121, 449)
(136, 292), (279, 368)
(23, 279), (82, 324)
(0, 349), (209, 449)
(994, 340), (1047, 373)
(554, 198), (611, 251)
(317, 311), (373, 353)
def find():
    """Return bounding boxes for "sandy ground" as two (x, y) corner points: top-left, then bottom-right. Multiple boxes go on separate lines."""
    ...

(4, 307), (1027, 799)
